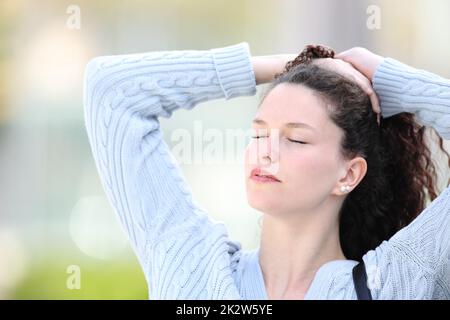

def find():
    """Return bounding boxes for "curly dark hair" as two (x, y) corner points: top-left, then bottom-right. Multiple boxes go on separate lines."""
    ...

(262, 45), (450, 261)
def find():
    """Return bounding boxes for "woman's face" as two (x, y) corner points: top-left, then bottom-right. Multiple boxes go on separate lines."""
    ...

(244, 83), (348, 216)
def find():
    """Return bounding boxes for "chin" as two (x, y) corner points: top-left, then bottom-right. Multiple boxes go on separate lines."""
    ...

(245, 186), (280, 213)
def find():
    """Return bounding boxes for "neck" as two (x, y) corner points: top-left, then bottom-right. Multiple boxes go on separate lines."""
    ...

(259, 205), (346, 299)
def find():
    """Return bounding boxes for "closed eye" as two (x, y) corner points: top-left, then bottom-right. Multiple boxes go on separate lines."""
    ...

(252, 136), (307, 144)
(287, 138), (307, 144)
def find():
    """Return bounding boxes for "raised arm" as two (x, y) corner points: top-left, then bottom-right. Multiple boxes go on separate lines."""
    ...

(373, 57), (450, 299)
(337, 48), (450, 299)
(336, 47), (450, 139)
(83, 42), (258, 299)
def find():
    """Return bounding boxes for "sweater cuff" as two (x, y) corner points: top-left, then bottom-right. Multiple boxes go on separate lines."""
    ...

(211, 42), (257, 100)
(373, 57), (416, 118)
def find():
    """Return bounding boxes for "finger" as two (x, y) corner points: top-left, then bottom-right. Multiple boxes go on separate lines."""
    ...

(352, 71), (372, 94)
(334, 51), (348, 59)
(368, 90), (381, 115)
(356, 75), (381, 115)
(335, 50), (354, 62)
(335, 48), (353, 58)
(348, 71), (381, 115)
(327, 58), (382, 119)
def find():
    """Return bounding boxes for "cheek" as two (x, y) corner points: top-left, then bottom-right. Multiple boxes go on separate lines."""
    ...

(244, 143), (253, 175)
(283, 145), (339, 190)
(244, 141), (260, 174)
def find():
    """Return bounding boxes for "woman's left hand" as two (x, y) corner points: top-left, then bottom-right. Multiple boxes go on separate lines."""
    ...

(312, 57), (381, 125)
(335, 47), (384, 83)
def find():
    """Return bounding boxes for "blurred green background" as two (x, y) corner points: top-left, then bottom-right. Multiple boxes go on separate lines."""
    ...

(0, 0), (449, 299)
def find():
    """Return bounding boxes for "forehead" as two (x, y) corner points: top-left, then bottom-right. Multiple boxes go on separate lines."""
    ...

(256, 83), (330, 128)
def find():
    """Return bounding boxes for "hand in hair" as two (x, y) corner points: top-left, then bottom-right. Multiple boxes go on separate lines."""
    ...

(335, 47), (384, 122)
(251, 54), (298, 85)
(276, 44), (381, 125)
(335, 47), (384, 82)
(312, 58), (381, 123)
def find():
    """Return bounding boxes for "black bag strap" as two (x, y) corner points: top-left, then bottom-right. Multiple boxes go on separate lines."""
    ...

(352, 260), (373, 300)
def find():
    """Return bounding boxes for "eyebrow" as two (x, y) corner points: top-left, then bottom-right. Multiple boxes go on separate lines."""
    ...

(252, 118), (316, 131)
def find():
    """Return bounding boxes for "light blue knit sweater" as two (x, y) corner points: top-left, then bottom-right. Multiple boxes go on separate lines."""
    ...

(83, 42), (450, 299)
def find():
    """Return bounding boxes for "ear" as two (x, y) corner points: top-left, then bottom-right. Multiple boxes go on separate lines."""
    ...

(332, 156), (367, 196)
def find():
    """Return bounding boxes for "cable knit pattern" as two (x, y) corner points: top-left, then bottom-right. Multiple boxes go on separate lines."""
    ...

(83, 42), (450, 299)
(373, 57), (450, 139)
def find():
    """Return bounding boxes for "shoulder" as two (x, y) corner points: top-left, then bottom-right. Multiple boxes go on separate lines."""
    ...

(305, 259), (359, 299)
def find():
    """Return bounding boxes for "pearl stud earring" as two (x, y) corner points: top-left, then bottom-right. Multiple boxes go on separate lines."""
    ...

(340, 185), (351, 193)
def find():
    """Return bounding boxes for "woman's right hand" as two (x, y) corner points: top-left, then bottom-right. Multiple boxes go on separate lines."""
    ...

(251, 49), (382, 125)
(251, 54), (298, 85)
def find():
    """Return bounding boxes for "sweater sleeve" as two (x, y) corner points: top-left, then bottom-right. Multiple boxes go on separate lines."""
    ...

(373, 57), (450, 139)
(83, 42), (256, 299)
(362, 58), (450, 299)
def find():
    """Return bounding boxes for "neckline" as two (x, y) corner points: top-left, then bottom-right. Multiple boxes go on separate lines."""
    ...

(253, 247), (353, 300)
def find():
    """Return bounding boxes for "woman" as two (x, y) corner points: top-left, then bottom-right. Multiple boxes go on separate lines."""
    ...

(83, 42), (450, 299)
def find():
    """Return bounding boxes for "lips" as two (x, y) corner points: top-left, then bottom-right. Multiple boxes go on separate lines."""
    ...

(250, 168), (281, 183)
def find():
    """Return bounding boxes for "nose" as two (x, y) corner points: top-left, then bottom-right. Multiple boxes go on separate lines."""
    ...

(250, 128), (280, 166)
(258, 139), (273, 165)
